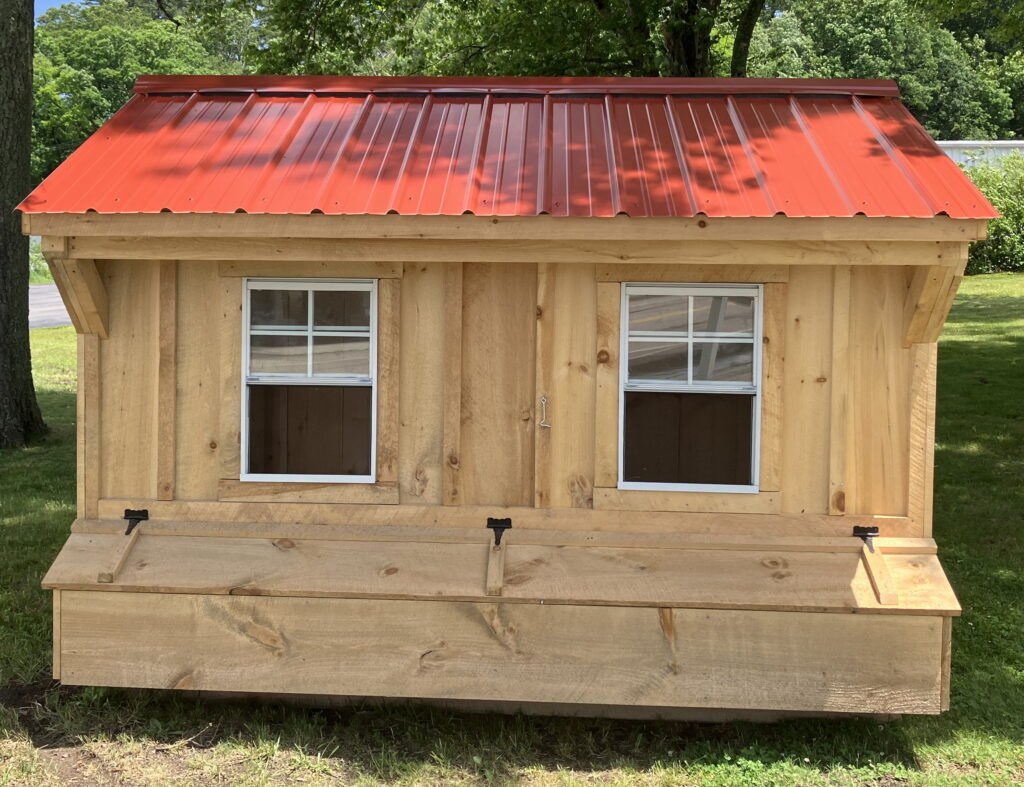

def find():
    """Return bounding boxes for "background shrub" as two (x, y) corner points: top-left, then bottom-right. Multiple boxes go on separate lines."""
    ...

(966, 153), (1024, 274)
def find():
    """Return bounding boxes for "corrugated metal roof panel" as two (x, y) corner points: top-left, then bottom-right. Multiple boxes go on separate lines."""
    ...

(19, 76), (998, 219)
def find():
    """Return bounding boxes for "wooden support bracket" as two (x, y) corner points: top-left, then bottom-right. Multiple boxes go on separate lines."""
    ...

(96, 528), (142, 584)
(904, 245), (969, 346)
(485, 544), (506, 597)
(860, 545), (899, 606)
(43, 239), (109, 338)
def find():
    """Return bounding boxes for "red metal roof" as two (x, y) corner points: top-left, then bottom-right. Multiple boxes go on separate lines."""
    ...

(19, 76), (997, 219)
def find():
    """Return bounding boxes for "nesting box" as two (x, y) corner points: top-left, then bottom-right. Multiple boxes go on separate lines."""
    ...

(20, 76), (997, 718)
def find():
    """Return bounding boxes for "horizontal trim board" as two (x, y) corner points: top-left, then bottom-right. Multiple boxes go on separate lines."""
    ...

(66, 237), (949, 266)
(71, 518), (935, 553)
(25, 214), (988, 242)
(93, 499), (920, 537)
(219, 260), (402, 278)
(595, 488), (779, 513)
(57, 591), (946, 713)
(44, 532), (960, 615)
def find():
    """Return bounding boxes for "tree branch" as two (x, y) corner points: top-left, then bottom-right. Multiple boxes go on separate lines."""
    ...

(155, 0), (180, 28)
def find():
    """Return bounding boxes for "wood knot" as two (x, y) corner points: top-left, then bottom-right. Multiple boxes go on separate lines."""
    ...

(272, 538), (295, 550)
(447, 453), (459, 467)
(831, 490), (846, 513)
(597, 349), (610, 364)
(816, 376), (828, 383)
(761, 556), (789, 570)
(772, 570), (793, 581)
(382, 566), (399, 576)
(697, 219), (707, 228)
(208, 440), (218, 450)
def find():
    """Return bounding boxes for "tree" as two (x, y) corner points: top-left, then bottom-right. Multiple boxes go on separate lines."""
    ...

(198, 0), (771, 78)
(0, 0), (46, 447)
(747, 0), (1015, 139)
(33, 0), (250, 181)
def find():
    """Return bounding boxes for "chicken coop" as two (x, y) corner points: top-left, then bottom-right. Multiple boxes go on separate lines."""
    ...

(19, 75), (997, 717)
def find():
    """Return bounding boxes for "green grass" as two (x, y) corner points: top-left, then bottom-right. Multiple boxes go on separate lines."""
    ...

(1, 275), (1022, 786)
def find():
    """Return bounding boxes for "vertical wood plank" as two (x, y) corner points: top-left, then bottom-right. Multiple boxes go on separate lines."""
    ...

(940, 616), (952, 711)
(52, 590), (61, 681)
(399, 263), (446, 505)
(442, 263), (463, 506)
(907, 342), (937, 536)
(157, 261), (177, 500)
(99, 260), (158, 499)
(175, 262), (221, 500)
(780, 267), (833, 515)
(219, 276), (243, 480)
(594, 282), (621, 489)
(829, 266), (851, 515)
(847, 267), (911, 516)
(77, 332), (101, 518)
(376, 278), (400, 484)
(535, 263), (597, 509)
(760, 282), (787, 492)
(459, 263), (537, 507)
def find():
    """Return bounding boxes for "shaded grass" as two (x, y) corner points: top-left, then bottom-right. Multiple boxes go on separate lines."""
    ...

(0, 275), (1022, 785)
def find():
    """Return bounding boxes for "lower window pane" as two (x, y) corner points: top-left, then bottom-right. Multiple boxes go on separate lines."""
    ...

(248, 385), (372, 476)
(623, 391), (753, 485)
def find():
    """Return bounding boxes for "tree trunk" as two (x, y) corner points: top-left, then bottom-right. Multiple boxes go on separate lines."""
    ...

(662, 0), (721, 78)
(730, 0), (762, 78)
(0, 0), (47, 448)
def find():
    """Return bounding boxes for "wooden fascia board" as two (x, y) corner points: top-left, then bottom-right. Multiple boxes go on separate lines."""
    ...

(22, 213), (990, 242)
(66, 236), (956, 267)
(41, 237), (109, 338)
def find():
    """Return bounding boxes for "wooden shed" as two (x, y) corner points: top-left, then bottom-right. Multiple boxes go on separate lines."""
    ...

(20, 76), (997, 718)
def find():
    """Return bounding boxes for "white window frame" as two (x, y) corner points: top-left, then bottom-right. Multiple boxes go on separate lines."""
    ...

(618, 282), (763, 494)
(241, 278), (378, 484)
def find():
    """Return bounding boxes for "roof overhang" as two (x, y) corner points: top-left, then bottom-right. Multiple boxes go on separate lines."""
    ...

(20, 75), (998, 220)
(23, 213), (990, 243)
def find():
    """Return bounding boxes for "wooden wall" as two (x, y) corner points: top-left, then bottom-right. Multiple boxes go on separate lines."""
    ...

(76, 244), (951, 539)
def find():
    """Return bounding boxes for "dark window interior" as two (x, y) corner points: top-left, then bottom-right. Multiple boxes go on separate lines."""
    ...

(623, 391), (753, 485)
(248, 385), (372, 476)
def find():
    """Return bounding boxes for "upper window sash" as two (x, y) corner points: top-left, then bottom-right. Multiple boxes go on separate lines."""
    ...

(244, 279), (376, 385)
(622, 283), (762, 394)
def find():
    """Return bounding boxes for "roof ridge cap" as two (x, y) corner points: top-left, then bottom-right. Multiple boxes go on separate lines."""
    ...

(131, 75), (903, 99)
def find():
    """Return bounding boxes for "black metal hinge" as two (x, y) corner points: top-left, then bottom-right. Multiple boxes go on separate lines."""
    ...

(486, 517), (512, 546)
(853, 525), (879, 553)
(123, 508), (149, 536)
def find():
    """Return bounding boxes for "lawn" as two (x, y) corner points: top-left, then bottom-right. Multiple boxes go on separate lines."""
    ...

(0, 273), (1022, 786)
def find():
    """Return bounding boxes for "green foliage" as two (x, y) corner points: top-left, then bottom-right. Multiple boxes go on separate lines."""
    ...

(748, 0), (1015, 139)
(27, 239), (50, 285)
(31, 0), (248, 182)
(196, 0), (769, 78)
(964, 154), (1024, 274)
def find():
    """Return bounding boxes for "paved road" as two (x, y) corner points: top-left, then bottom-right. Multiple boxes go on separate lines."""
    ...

(29, 283), (72, 329)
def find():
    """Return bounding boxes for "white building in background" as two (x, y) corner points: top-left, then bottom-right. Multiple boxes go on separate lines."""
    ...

(937, 140), (1024, 166)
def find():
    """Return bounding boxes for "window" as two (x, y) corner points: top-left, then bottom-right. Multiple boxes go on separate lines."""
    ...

(619, 284), (762, 493)
(242, 279), (377, 483)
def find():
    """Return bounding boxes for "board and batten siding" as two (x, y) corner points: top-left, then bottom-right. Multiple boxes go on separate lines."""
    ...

(76, 243), (945, 537)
